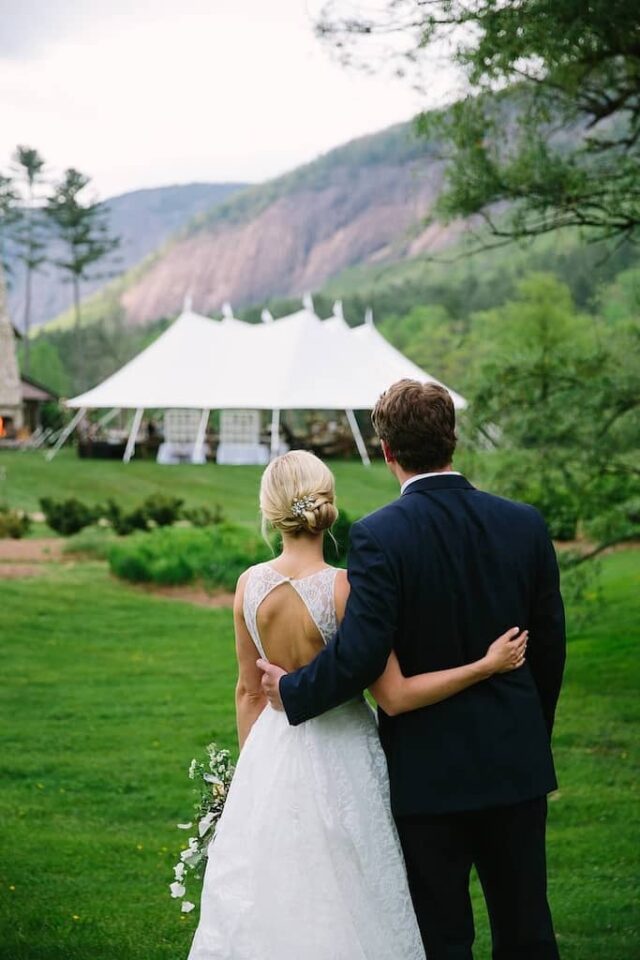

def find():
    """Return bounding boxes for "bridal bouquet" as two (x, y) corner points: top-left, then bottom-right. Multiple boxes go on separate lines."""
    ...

(169, 742), (235, 914)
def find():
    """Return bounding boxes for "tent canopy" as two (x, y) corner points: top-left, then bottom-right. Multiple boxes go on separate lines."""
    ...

(67, 304), (467, 412)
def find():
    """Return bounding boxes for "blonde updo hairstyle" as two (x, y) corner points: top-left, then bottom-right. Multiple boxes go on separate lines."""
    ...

(260, 451), (338, 540)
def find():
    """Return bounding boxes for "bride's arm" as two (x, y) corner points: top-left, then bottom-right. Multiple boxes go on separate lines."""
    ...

(333, 569), (527, 718)
(369, 629), (528, 716)
(234, 572), (267, 750)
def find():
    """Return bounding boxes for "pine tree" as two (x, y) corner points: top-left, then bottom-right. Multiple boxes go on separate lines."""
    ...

(45, 168), (119, 333)
(12, 146), (47, 374)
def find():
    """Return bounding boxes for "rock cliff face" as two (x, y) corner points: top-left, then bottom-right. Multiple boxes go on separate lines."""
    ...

(41, 121), (468, 331)
(118, 125), (461, 326)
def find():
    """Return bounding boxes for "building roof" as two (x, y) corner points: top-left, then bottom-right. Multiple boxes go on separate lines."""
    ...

(21, 375), (59, 402)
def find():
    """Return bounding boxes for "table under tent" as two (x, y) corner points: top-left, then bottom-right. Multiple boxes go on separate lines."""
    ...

(52, 300), (467, 466)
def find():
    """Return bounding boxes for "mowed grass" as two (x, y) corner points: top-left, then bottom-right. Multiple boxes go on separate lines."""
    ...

(0, 546), (638, 958)
(0, 449), (399, 523)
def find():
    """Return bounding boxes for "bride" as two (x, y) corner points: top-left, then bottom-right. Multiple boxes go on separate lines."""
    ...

(187, 451), (527, 960)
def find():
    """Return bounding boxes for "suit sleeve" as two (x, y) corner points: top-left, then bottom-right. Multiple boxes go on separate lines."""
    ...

(528, 511), (566, 736)
(280, 520), (398, 726)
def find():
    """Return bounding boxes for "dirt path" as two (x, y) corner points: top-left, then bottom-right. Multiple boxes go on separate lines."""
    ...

(0, 563), (43, 579)
(0, 538), (63, 563)
(131, 582), (235, 609)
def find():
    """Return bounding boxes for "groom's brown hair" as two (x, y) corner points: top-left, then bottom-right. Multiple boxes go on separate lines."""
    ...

(372, 379), (457, 472)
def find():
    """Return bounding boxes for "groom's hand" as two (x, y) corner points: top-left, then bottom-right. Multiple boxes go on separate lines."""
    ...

(257, 659), (287, 711)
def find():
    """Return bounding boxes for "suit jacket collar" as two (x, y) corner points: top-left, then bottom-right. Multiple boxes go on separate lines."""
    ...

(401, 474), (474, 495)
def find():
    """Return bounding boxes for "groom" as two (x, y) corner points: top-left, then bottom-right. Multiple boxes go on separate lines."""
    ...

(259, 379), (566, 960)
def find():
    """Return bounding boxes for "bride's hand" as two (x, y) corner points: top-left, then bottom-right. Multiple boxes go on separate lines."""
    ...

(483, 627), (528, 675)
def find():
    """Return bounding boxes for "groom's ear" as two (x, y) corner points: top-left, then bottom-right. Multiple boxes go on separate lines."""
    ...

(381, 439), (396, 464)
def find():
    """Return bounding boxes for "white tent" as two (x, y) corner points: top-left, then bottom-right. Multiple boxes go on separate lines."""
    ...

(55, 300), (466, 465)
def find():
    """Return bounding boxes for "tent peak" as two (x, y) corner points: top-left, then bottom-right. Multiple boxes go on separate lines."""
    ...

(221, 302), (235, 320)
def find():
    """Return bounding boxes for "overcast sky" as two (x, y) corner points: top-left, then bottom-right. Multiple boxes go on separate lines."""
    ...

(0, 0), (459, 199)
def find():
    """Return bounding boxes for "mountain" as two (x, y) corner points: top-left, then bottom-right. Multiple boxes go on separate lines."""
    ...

(7, 182), (246, 331)
(42, 121), (476, 332)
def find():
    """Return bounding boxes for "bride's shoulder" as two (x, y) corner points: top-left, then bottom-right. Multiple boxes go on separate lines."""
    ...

(235, 562), (266, 596)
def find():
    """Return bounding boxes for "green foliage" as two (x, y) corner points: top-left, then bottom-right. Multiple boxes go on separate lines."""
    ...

(140, 493), (184, 527)
(104, 495), (182, 535)
(324, 509), (355, 566)
(40, 496), (97, 536)
(181, 503), (226, 527)
(321, 0), (640, 245)
(108, 523), (271, 590)
(0, 506), (31, 539)
(465, 274), (640, 556)
(104, 498), (150, 536)
(17, 337), (71, 396)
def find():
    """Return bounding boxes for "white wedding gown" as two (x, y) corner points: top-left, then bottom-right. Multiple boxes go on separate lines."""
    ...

(187, 563), (425, 960)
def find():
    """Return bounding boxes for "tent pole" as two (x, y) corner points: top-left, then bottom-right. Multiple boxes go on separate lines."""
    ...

(345, 409), (370, 466)
(194, 408), (210, 462)
(45, 407), (86, 462)
(123, 408), (144, 463)
(270, 408), (280, 459)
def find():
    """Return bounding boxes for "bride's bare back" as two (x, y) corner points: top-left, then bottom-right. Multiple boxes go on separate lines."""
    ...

(256, 582), (327, 671)
(244, 562), (342, 672)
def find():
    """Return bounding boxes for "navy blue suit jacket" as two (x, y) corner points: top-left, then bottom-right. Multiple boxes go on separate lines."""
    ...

(280, 474), (566, 816)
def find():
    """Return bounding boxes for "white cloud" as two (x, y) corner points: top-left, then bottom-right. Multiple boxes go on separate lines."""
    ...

(0, 0), (454, 198)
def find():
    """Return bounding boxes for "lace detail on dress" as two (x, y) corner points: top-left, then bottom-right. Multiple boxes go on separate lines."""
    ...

(243, 563), (339, 660)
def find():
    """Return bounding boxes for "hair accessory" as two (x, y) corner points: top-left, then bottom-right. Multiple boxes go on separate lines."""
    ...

(291, 495), (316, 518)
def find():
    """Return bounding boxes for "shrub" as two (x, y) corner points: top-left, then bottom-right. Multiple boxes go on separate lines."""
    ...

(0, 507), (31, 539)
(104, 499), (149, 536)
(182, 504), (225, 527)
(108, 523), (271, 590)
(142, 494), (184, 527)
(40, 497), (97, 536)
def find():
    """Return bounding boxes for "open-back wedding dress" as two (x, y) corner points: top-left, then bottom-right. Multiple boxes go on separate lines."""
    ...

(187, 562), (425, 960)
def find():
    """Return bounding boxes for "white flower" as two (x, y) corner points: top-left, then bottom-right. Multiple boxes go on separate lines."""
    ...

(173, 862), (185, 880)
(181, 900), (195, 913)
(188, 759), (197, 779)
(169, 881), (185, 899)
(176, 822), (192, 830)
(203, 773), (222, 785)
(198, 812), (215, 837)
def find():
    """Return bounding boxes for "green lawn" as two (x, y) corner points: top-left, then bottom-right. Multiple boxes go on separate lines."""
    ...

(0, 548), (638, 959)
(0, 449), (399, 523)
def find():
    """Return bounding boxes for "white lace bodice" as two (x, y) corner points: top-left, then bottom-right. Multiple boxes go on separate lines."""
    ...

(243, 562), (339, 660)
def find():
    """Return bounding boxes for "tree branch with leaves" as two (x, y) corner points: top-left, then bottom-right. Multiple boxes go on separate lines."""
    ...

(318, 0), (640, 246)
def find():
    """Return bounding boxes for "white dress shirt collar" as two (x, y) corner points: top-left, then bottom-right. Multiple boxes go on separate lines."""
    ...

(400, 471), (462, 495)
